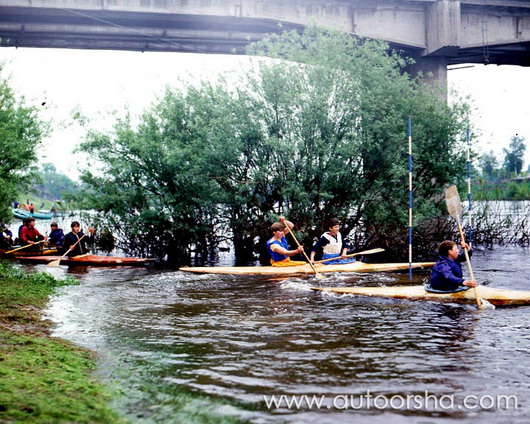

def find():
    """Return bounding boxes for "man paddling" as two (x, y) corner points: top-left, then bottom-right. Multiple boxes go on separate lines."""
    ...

(0, 223), (13, 249)
(266, 217), (306, 267)
(62, 221), (95, 257)
(310, 218), (354, 265)
(429, 240), (477, 291)
(19, 218), (46, 250)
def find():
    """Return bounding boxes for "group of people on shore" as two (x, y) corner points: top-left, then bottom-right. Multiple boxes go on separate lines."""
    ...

(266, 216), (477, 293)
(1, 219), (95, 257)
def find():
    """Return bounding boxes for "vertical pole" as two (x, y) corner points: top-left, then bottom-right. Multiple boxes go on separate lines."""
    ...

(466, 128), (473, 247)
(408, 116), (413, 281)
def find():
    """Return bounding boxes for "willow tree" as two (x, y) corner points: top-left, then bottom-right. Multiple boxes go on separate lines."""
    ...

(77, 27), (472, 264)
(0, 68), (45, 223)
(242, 27), (472, 252)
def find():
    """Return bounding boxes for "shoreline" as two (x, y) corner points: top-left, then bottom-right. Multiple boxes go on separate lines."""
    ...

(0, 263), (125, 423)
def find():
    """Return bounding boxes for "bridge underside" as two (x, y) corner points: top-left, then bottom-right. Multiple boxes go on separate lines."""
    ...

(0, 6), (304, 55)
(0, 5), (530, 68)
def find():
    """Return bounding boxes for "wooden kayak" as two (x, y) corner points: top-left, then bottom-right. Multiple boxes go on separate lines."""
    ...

(1, 247), (59, 257)
(180, 261), (435, 275)
(311, 285), (530, 306)
(18, 254), (155, 267)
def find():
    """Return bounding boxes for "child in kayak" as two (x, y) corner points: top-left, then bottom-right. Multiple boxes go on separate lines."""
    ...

(429, 240), (477, 291)
(266, 217), (306, 267)
(310, 218), (354, 265)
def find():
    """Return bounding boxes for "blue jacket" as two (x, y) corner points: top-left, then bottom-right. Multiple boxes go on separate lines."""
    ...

(266, 237), (289, 262)
(49, 229), (65, 246)
(63, 231), (94, 257)
(429, 250), (472, 291)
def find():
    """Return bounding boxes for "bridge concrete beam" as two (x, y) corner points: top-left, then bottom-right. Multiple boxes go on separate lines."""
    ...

(1, 0), (530, 90)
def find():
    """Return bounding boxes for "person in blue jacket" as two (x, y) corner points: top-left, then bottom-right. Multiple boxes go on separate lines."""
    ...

(62, 221), (95, 257)
(48, 222), (65, 247)
(429, 240), (477, 291)
(0, 223), (13, 249)
(266, 216), (305, 266)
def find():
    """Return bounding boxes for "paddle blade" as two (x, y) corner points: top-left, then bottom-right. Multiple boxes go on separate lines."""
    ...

(478, 298), (495, 310)
(47, 259), (61, 267)
(445, 185), (462, 222)
(354, 248), (385, 256)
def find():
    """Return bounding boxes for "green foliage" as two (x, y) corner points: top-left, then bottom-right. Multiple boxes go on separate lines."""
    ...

(0, 262), (78, 310)
(76, 27), (472, 263)
(475, 180), (530, 201)
(0, 67), (47, 224)
(479, 150), (500, 180)
(0, 263), (123, 423)
(503, 134), (526, 176)
(32, 162), (79, 200)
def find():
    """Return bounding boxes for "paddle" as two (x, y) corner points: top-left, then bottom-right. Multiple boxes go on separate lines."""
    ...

(282, 222), (325, 280)
(445, 185), (489, 310)
(4, 240), (45, 255)
(47, 234), (86, 267)
(314, 248), (385, 264)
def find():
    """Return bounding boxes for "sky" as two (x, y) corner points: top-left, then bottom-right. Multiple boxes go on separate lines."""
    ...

(1, 46), (529, 180)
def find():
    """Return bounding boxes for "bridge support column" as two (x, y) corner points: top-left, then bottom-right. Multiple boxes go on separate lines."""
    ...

(413, 56), (448, 95)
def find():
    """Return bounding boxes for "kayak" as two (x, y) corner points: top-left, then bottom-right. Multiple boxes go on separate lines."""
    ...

(1, 247), (59, 257)
(12, 208), (31, 219)
(18, 254), (155, 267)
(180, 261), (435, 275)
(311, 285), (530, 306)
(12, 208), (54, 219)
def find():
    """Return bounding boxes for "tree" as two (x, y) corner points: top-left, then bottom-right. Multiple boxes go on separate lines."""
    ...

(0, 67), (46, 223)
(479, 151), (499, 180)
(33, 163), (79, 200)
(76, 27), (472, 264)
(503, 135), (526, 176)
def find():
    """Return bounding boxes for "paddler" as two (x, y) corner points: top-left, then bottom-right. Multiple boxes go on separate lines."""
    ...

(63, 221), (95, 257)
(0, 222), (13, 249)
(310, 218), (354, 265)
(429, 240), (477, 291)
(266, 217), (306, 267)
(19, 218), (46, 250)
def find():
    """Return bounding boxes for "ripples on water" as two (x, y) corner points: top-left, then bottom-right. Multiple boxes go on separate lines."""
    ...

(44, 247), (530, 423)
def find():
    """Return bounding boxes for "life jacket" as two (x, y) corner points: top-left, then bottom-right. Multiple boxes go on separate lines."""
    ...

(266, 237), (289, 262)
(320, 232), (342, 255)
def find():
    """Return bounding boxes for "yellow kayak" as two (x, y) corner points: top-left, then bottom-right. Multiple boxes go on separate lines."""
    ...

(311, 285), (530, 306)
(180, 261), (435, 275)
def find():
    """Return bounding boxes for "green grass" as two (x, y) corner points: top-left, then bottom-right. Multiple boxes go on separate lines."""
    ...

(0, 263), (125, 423)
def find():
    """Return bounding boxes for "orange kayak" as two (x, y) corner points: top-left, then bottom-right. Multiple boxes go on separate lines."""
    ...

(18, 254), (155, 267)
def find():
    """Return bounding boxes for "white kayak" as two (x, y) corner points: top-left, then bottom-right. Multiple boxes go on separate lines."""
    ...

(180, 261), (435, 275)
(311, 285), (530, 306)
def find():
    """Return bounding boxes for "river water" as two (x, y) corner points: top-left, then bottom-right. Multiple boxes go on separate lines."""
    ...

(41, 246), (529, 423)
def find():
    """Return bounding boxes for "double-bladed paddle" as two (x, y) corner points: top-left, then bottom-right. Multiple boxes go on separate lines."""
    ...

(445, 185), (492, 310)
(314, 248), (385, 264)
(47, 234), (86, 267)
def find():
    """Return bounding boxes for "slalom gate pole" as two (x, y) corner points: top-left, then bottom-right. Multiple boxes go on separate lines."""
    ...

(466, 128), (473, 247)
(408, 116), (413, 281)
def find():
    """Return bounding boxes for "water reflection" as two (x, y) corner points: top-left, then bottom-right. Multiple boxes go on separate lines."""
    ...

(44, 246), (530, 423)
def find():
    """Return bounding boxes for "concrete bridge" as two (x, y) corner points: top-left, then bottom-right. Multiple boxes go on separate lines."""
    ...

(1, 0), (530, 86)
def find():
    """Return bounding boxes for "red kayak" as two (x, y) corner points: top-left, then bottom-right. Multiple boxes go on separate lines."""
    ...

(18, 254), (155, 267)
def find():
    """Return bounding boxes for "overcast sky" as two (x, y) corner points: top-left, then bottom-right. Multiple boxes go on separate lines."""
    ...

(1, 47), (529, 180)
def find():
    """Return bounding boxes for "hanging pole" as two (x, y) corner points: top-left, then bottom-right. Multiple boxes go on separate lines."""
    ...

(408, 116), (413, 281)
(466, 128), (473, 247)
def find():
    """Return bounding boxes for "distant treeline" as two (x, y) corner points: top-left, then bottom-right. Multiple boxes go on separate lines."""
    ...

(473, 180), (530, 201)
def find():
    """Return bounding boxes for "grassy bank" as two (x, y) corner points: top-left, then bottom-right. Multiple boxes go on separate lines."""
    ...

(0, 263), (125, 423)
